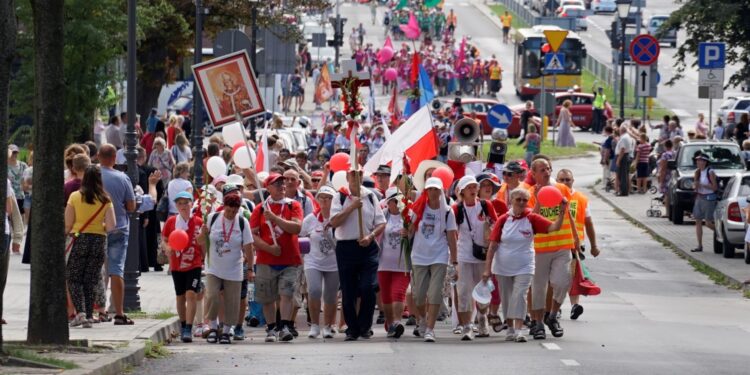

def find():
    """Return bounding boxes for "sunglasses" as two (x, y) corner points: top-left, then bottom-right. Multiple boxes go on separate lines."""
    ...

(514, 198), (529, 202)
(558, 178), (572, 182)
(503, 171), (516, 176)
(312, 178), (321, 182)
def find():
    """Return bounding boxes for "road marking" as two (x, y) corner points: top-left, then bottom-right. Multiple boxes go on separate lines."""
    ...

(672, 109), (692, 118)
(561, 359), (580, 366)
(542, 343), (561, 350)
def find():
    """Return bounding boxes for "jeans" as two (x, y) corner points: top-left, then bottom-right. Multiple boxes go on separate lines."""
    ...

(617, 155), (632, 196)
(106, 230), (129, 277)
(335, 240), (379, 337)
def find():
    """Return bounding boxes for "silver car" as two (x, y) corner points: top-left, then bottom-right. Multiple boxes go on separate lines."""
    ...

(713, 171), (750, 262)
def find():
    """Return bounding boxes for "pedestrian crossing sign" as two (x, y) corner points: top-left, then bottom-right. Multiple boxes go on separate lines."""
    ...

(544, 53), (565, 73)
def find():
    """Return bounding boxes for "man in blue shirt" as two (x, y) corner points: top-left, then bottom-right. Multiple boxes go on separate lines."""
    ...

(99, 144), (136, 325)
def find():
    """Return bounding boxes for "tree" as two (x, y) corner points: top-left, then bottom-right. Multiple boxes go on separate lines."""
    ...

(664, 0), (750, 87)
(0, 0), (17, 355)
(27, 0), (69, 345)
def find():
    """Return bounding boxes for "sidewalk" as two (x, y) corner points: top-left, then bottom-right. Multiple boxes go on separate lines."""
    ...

(3, 254), (179, 374)
(591, 183), (750, 294)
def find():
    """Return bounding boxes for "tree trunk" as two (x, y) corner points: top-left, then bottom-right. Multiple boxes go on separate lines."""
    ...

(136, 78), (162, 126)
(27, 0), (68, 345)
(0, 0), (17, 354)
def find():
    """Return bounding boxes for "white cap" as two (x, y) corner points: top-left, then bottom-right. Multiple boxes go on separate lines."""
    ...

(457, 175), (478, 193)
(424, 177), (444, 191)
(385, 186), (400, 202)
(226, 174), (244, 187)
(316, 185), (337, 198)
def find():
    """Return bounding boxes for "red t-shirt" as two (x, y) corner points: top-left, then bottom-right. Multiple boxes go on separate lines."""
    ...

(250, 199), (304, 266)
(162, 215), (204, 272)
(491, 198), (508, 216)
(489, 209), (551, 242)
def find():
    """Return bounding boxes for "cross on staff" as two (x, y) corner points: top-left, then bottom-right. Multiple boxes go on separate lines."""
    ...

(331, 60), (371, 240)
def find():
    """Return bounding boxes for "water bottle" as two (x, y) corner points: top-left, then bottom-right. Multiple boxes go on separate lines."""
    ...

(448, 265), (457, 287)
(247, 282), (255, 302)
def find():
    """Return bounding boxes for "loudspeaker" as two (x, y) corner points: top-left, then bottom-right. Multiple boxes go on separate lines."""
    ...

(453, 118), (480, 143)
(488, 141), (507, 164)
(432, 99), (442, 110)
(448, 144), (475, 163)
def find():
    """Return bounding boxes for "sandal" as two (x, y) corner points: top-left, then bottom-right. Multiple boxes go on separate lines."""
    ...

(690, 247), (703, 252)
(206, 329), (218, 344)
(98, 312), (112, 322)
(219, 333), (232, 344)
(487, 314), (502, 328)
(113, 314), (134, 325)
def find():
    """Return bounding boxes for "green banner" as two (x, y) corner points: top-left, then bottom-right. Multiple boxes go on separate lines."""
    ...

(425, 0), (441, 8)
(396, 0), (408, 10)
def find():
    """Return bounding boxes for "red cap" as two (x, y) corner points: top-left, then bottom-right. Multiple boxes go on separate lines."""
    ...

(516, 159), (529, 171)
(311, 170), (324, 178)
(264, 173), (284, 188)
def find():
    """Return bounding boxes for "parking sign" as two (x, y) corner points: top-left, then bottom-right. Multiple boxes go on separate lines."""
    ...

(698, 42), (725, 69)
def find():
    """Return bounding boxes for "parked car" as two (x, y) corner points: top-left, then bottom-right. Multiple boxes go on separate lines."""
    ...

(713, 172), (750, 260)
(559, 5), (588, 31)
(438, 98), (541, 138)
(556, 0), (585, 14)
(666, 141), (745, 225)
(591, 0), (616, 13)
(647, 15), (677, 48)
(716, 96), (750, 126)
(549, 92), (613, 130)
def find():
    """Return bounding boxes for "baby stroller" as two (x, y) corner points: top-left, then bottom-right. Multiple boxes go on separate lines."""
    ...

(646, 194), (664, 217)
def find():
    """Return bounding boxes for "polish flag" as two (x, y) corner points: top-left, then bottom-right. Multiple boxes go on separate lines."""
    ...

(363, 106), (439, 182)
(255, 121), (271, 173)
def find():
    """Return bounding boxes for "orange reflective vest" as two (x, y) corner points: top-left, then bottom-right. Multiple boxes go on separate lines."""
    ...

(495, 182), (530, 204)
(527, 183), (575, 253)
(569, 190), (589, 242)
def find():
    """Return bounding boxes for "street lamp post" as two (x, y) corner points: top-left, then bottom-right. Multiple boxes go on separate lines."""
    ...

(616, 0), (632, 119)
(123, 0), (140, 311)
(249, 0), (258, 142)
(192, 0), (206, 186)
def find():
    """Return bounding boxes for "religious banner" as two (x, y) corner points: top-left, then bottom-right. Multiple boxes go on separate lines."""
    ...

(192, 50), (265, 127)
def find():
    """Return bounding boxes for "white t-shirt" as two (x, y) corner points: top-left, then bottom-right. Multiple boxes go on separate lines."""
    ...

(411, 206), (457, 266)
(491, 213), (550, 276)
(615, 133), (635, 158)
(300, 214), (338, 272)
(330, 189), (386, 241)
(456, 202), (491, 264)
(5, 180), (14, 235)
(167, 178), (193, 214)
(379, 212), (409, 272)
(206, 213), (254, 281)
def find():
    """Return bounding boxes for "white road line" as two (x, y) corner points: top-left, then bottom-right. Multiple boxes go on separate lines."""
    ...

(542, 343), (561, 350)
(561, 359), (580, 366)
(672, 109), (692, 118)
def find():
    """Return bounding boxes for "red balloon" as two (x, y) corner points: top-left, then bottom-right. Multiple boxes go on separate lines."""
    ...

(168, 229), (189, 251)
(538, 186), (563, 207)
(384, 68), (398, 82)
(431, 167), (455, 190)
(541, 43), (551, 53)
(232, 141), (246, 156)
(330, 153), (351, 173)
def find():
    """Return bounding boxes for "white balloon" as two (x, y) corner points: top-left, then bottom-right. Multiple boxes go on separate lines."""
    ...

(206, 156), (227, 178)
(221, 121), (245, 146)
(331, 170), (348, 191)
(233, 146), (256, 169)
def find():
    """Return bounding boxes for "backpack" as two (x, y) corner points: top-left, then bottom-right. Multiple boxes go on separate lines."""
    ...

(455, 200), (490, 226)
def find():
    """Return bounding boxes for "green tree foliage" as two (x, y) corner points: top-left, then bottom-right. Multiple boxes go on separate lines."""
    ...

(664, 0), (750, 87)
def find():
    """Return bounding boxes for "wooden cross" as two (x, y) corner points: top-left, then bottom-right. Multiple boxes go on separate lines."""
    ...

(331, 60), (371, 90)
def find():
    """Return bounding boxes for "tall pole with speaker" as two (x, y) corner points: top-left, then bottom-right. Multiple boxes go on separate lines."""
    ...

(448, 118), (483, 163)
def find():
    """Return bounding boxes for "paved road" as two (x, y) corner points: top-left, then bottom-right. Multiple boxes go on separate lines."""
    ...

(135, 154), (750, 374)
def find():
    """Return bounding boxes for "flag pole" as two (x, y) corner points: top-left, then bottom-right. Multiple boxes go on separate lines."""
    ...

(350, 122), (364, 240)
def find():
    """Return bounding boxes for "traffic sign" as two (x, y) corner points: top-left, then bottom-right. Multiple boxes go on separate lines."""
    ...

(629, 35), (660, 66)
(543, 30), (569, 53)
(487, 104), (513, 129)
(699, 69), (724, 86)
(636, 64), (659, 97)
(312, 33), (327, 48)
(544, 53), (565, 73)
(698, 42), (726, 69)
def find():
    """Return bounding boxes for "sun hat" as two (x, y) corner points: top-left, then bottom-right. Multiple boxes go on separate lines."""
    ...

(457, 175), (478, 193)
(226, 174), (244, 187)
(172, 191), (194, 202)
(316, 185), (337, 198)
(424, 177), (444, 191)
(472, 279), (495, 306)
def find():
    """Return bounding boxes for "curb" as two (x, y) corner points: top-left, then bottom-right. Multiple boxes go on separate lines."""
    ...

(66, 317), (180, 375)
(590, 184), (749, 294)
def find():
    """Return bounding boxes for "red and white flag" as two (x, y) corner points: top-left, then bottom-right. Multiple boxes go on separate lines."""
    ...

(387, 85), (401, 126)
(255, 121), (271, 173)
(364, 106), (439, 182)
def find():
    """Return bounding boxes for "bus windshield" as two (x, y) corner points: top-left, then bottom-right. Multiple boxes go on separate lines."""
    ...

(521, 38), (584, 78)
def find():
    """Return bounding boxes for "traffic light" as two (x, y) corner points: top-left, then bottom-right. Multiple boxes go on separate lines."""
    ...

(539, 42), (550, 74)
(328, 32), (343, 47)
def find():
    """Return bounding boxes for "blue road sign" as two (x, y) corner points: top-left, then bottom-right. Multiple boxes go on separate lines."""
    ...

(629, 35), (660, 66)
(698, 42), (725, 69)
(487, 104), (513, 129)
(544, 53), (565, 74)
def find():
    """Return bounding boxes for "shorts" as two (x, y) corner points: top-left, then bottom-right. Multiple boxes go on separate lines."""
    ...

(502, 26), (510, 35)
(609, 158), (617, 172)
(171, 267), (202, 296)
(490, 79), (501, 93)
(531, 250), (571, 310)
(377, 271), (410, 304)
(636, 162), (650, 178)
(412, 263), (447, 306)
(23, 196), (31, 210)
(255, 264), (300, 304)
(692, 197), (717, 221)
(106, 230), (128, 277)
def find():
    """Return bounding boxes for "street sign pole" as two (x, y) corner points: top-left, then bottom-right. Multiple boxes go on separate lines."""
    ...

(540, 72), (546, 141)
(552, 72), (557, 146)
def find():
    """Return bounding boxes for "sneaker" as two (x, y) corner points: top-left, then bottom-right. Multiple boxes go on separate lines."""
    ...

(322, 325), (335, 339)
(405, 315), (417, 326)
(279, 326), (294, 342)
(545, 316), (564, 338)
(70, 313), (86, 327)
(515, 333), (527, 343)
(344, 333), (358, 341)
(181, 327), (193, 343)
(461, 325), (474, 341)
(570, 304), (584, 320)
(393, 323), (405, 339)
(476, 314), (490, 338)
(533, 322), (546, 340)
(386, 324), (397, 338)
(289, 325), (299, 338)
(505, 329), (516, 341)
(193, 323), (205, 338)
(265, 329), (278, 342)
(452, 325), (464, 335)
(360, 330), (374, 339)
(233, 325), (245, 341)
(418, 323), (426, 338)
(308, 324), (321, 339)
(376, 311), (385, 325)
(423, 330), (436, 342)
(82, 319), (93, 329)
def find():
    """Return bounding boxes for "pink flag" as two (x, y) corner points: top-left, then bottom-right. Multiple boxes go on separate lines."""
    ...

(384, 36), (394, 50)
(455, 37), (466, 70)
(399, 12), (421, 40)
